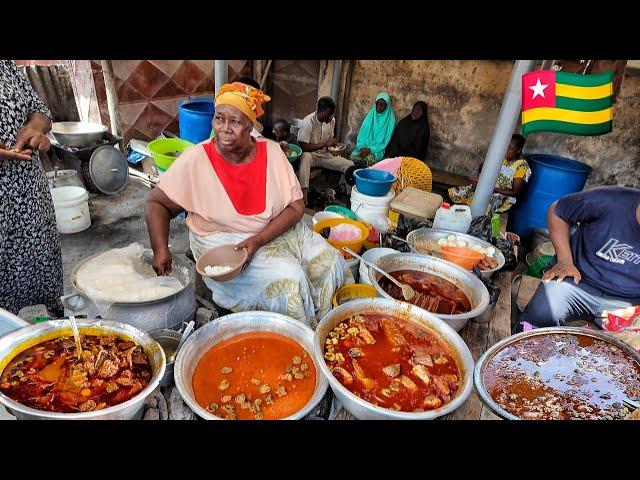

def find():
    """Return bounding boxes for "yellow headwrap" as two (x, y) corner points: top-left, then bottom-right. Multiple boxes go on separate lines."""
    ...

(214, 82), (271, 123)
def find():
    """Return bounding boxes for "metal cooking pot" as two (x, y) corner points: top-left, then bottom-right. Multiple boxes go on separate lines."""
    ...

(50, 122), (108, 148)
(63, 249), (195, 332)
(369, 252), (490, 331)
(406, 228), (505, 279)
(0, 319), (165, 420)
(474, 326), (640, 420)
(314, 297), (474, 420)
(174, 311), (328, 420)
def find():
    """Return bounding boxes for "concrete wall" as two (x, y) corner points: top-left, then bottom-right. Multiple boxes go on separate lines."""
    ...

(342, 60), (640, 189)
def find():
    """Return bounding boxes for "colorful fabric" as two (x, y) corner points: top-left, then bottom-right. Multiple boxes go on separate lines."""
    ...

(521, 70), (613, 136)
(350, 92), (396, 162)
(190, 222), (354, 327)
(448, 157), (531, 213)
(215, 82), (270, 122)
(203, 140), (267, 215)
(157, 138), (302, 236)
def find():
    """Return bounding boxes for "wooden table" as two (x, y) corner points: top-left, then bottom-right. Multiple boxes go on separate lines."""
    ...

(325, 271), (514, 420)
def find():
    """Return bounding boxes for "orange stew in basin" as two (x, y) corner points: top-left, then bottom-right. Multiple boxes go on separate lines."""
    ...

(324, 313), (461, 412)
(192, 332), (316, 420)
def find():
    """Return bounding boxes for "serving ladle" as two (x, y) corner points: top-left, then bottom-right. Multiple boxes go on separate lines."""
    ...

(343, 247), (415, 301)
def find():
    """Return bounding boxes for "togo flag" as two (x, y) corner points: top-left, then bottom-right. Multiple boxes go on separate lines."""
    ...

(521, 70), (613, 136)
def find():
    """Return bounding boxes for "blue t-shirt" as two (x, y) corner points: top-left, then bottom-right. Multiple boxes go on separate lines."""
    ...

(555, 186), (640, 297)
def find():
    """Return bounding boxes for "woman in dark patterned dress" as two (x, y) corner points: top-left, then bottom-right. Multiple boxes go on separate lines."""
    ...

(0, 60), (63, 315)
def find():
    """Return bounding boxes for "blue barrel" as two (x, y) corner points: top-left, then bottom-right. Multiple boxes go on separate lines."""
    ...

(178, 98), (215, 144)
(510, 154), (592, 241)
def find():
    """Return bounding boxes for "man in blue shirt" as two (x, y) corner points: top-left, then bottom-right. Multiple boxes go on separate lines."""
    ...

(517, 186), (640, 331)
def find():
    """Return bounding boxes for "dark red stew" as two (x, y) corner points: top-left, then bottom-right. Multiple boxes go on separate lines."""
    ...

(0, 334), (152, 413)
(378, 270), (471, 314)
(483, 333), (640, 420)
(324, 313), (461, 412)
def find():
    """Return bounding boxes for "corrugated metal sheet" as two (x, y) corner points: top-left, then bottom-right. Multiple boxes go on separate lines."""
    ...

(19, 65), (79, 122)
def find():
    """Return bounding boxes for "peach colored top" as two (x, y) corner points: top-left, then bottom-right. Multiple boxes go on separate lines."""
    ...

(157, 138), (303, 236)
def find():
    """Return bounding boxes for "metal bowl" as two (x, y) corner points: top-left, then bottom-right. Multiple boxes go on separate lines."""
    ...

(0, 319), (165, 420)
(149, 328), (181, 388)
(50, 122), (108, 148)
(406, 228), (505, 278)
(69, 248), (193, 307)
(313, 297), (474, 420)
(368, 253), (490, 331)
(474, 326), (640, 420)
(174, 311), (329, 420)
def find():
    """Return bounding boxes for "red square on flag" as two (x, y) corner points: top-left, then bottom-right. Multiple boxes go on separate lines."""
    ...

(522, 70), (556, 111)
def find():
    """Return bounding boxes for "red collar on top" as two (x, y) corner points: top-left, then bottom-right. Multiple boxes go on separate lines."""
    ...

(203, 140), (267, 216)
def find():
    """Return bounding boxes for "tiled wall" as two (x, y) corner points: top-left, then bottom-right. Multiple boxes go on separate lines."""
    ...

(91, 60), (252, 144)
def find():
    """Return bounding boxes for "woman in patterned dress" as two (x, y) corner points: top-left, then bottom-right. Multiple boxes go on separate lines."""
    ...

(448, 133), (531, 214)
(0, 60), (63, 315)
(145, 82), (352, 327)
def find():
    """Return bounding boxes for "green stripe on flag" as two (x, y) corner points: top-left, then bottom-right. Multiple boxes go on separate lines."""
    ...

(522, 120), (612, 137)
(555, 96), (613, 112)
(556, 70), (613, 87)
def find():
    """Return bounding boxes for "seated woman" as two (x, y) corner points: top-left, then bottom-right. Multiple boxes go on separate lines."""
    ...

(349, 92), (395, 166)
(448, 133), (530, 213)
(145, 82), (353, 327)
(385, 101), (430, 161)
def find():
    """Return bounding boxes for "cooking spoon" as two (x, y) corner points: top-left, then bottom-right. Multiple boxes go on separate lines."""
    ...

(68, 315), (83, 360)
(169, 320), (194, 363)
(343, 247), (415, 301)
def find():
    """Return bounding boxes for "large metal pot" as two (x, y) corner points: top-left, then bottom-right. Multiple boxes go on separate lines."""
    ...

(63, 249), (196, 332)
(406, 228), (505, 279)
(368, 253), (490, 331)
(174, 311), (328, 420)
(50, 122), (108, 148)
(314, 298), (474, 420)
(0, 319), (165, 420)
(474, 326), (640, 420)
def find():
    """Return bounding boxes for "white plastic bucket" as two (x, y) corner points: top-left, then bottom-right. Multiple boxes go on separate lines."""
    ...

(358, 247), (397, 286)
(346, 257), (360, 282)
(50, 186), (91, 234)
(350, 186), (395, 233)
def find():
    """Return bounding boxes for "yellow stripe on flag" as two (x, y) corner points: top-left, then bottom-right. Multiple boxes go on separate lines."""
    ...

(555, 83), (613, 100)
(522, 107), (612, 125)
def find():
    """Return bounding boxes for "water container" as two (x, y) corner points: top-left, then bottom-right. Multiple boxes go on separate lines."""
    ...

(50, 186), (91, 234)
(510, 154), (591, 241)
(432, 203), (472, 233)
(350, 186), (395, 233)
(179, 98), (215, 144)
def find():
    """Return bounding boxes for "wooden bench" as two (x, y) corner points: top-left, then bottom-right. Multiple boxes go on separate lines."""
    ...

(431, 167), (471, 188)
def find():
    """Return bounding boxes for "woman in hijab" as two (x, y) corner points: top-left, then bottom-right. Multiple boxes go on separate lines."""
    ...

(349, 92), (395, 166)
(385, 100), (430, 161)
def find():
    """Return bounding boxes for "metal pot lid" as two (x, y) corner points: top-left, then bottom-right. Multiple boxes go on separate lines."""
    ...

(89, 145), (129, 195)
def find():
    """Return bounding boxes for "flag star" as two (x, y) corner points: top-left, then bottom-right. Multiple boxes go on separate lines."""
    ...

(529, 78), (549, 99)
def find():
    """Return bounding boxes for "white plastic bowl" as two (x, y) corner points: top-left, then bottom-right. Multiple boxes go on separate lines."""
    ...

(312, 210), (342, 226)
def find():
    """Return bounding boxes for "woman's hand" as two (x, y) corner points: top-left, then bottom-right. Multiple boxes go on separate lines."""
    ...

(359, 147), (371, 157)
(13, 125), (50, 153)
(152, 248), (173, 276)
(542, 260), (582, 284)
(236, 235), (264, 272)
(0, 142), (32, 160)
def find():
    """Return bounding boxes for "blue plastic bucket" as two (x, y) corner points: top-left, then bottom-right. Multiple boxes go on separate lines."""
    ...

(178, 98), (215, 144)
(510, 154), (592, 240)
